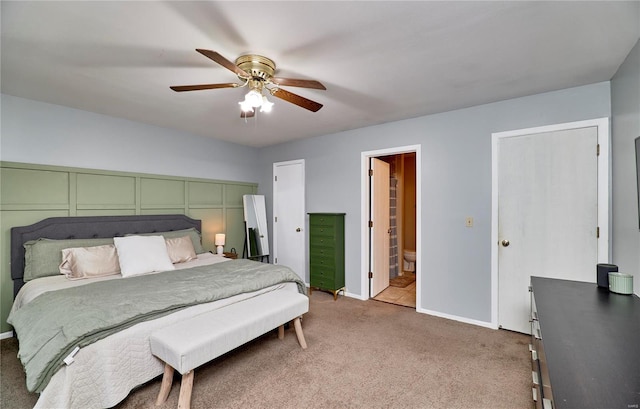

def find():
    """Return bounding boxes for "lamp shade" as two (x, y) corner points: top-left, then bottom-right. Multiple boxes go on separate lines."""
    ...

(214, 234), (226, 246)
(245, 90), (263, 108)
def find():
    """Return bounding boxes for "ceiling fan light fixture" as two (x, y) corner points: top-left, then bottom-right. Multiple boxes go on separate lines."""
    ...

(239, 100), (254, 112)
(171, 50), (326, 116)
(245, 89), (263, 108)
(260, 96), (274, 113)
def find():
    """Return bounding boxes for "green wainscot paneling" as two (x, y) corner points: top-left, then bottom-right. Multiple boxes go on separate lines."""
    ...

(225, 208), (246, 255)
(189, 181), (223, 206)
(189, 208), (224, 250)
(1, 168), (69, 208)
(77, 174), (136, 208)
(141, 178), (185, 208)
(0, 161), (257, 334)
(76, 209), (137, 217)
(141, 208), (188, 216)
(225, 184), (255, 206)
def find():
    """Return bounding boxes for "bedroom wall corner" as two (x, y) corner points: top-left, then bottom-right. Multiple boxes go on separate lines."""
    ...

(611, 38), (640, 295)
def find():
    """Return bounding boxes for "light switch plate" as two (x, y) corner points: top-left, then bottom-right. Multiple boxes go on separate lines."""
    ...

(465, 217), (473, 227)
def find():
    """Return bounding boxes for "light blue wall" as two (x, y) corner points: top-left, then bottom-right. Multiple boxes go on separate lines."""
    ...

(611, 38), (640, 295)
(258, 82), (611, 324)
(0, 80), (616, 325)
(0, 94), (260, 183)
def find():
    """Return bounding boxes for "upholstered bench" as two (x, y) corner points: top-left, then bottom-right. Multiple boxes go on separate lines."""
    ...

(149, 289), (309, 409)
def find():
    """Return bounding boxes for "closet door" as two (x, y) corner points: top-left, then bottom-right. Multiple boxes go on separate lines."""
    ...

(273, 160), (306, 280)
(497, 126), (599, 334)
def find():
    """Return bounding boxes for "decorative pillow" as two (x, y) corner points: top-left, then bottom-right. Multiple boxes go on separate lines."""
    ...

(23, 237), (114, 281)
(127, 228), (205, 254)
(59, 244), (121, 280)
(113, 235), (175, 277)
(165, 235), (197, 264)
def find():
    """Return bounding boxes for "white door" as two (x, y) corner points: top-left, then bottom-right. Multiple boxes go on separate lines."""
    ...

(371, 158), (390, 297)
(497, 126), (599, 333)
(273, 160), (306, 281)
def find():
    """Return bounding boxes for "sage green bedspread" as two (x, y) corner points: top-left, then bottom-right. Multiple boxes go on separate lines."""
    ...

(8, 259), (306, 393)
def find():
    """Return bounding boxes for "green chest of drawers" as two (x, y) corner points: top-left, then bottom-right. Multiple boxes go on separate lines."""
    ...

(308, 213), (345, 300)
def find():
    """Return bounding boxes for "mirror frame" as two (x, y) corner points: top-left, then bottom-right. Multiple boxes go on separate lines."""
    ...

(242, 194), (270, 260)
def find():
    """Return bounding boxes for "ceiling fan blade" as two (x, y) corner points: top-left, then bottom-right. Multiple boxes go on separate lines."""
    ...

(270, 88), (323, 112)
(170, 83), (239, 92)
(270, 77), (326, 90)
(241, 109), (255, 118)
(196, 49), (249, 77)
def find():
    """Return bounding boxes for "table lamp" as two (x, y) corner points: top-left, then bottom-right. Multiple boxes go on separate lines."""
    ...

(214, 233), (225, 255)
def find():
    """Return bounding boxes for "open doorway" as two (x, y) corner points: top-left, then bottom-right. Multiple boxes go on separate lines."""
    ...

(373, 153), (417, 307)
(360, 145), (421, 309)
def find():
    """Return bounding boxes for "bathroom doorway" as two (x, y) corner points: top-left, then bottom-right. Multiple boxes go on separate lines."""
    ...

(360, 145), (421, 310)
(372, 153), (417, 307)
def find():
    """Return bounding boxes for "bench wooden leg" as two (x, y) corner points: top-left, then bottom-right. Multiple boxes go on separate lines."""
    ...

(178, 370), (194, 409)
(156, 363), (174, 405)
(293, 317), (307, 349)
(278, 324), (284, 340)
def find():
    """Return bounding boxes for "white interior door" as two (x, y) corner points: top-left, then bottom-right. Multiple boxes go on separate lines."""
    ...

(498, 126), (599, 333)
(371, 158), (390, 297)
(273, 160), (305, 281)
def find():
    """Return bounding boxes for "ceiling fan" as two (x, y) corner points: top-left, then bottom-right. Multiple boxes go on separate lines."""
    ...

(170, 49), (326, 117)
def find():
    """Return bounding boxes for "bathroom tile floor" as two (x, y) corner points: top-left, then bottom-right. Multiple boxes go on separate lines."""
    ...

(373, 273), (416, 308)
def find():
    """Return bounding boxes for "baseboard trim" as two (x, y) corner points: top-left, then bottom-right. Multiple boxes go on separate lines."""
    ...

(344, 290), (366, 300)
(309, 288), (496, 329)
(305, 285), (365, 301)
(0, 331), (14, 340)
(417, 307), (497, 330)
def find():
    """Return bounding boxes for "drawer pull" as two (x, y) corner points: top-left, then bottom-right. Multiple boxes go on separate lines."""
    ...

(532, 371), (539, 386)
(542, 398), (552, 409)
(532, 387), (538, 402)
(531, 350), (538, 360)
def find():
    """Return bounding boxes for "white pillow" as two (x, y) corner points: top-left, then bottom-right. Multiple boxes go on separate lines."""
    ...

(113, 235), (175, 277)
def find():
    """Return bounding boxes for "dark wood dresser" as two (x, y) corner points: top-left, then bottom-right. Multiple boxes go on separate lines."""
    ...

(530, 277), (640, 409)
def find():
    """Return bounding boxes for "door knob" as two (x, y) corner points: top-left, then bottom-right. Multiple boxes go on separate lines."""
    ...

(296, 228), (301, 232)
(501, 239), (510, 247)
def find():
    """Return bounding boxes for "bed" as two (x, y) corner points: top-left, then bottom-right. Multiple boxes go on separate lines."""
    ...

(8, 214), (306, 409)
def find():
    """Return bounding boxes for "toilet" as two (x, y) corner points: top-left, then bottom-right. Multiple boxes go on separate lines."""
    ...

(403, 249), (416, 273)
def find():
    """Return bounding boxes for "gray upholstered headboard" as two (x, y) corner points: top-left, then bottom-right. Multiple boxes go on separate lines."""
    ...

(10, 214), (201, 297)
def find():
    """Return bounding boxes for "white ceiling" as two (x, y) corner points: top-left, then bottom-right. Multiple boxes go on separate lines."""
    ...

(2, 1), (639, 148)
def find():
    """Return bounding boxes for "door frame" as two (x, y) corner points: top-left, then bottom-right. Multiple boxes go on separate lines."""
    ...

(273, 159), (306, 276)
(490, 118), (610, 328)
(360, 145), (422, 306)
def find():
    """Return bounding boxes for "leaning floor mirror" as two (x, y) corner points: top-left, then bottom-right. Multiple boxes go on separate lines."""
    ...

(243, 194), (270, 262)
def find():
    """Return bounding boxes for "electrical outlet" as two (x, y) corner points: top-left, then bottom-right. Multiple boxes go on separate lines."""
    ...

(465, 217), (473, 227)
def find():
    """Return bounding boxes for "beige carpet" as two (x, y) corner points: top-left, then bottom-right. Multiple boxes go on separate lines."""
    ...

(1, 291), (533, 409)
